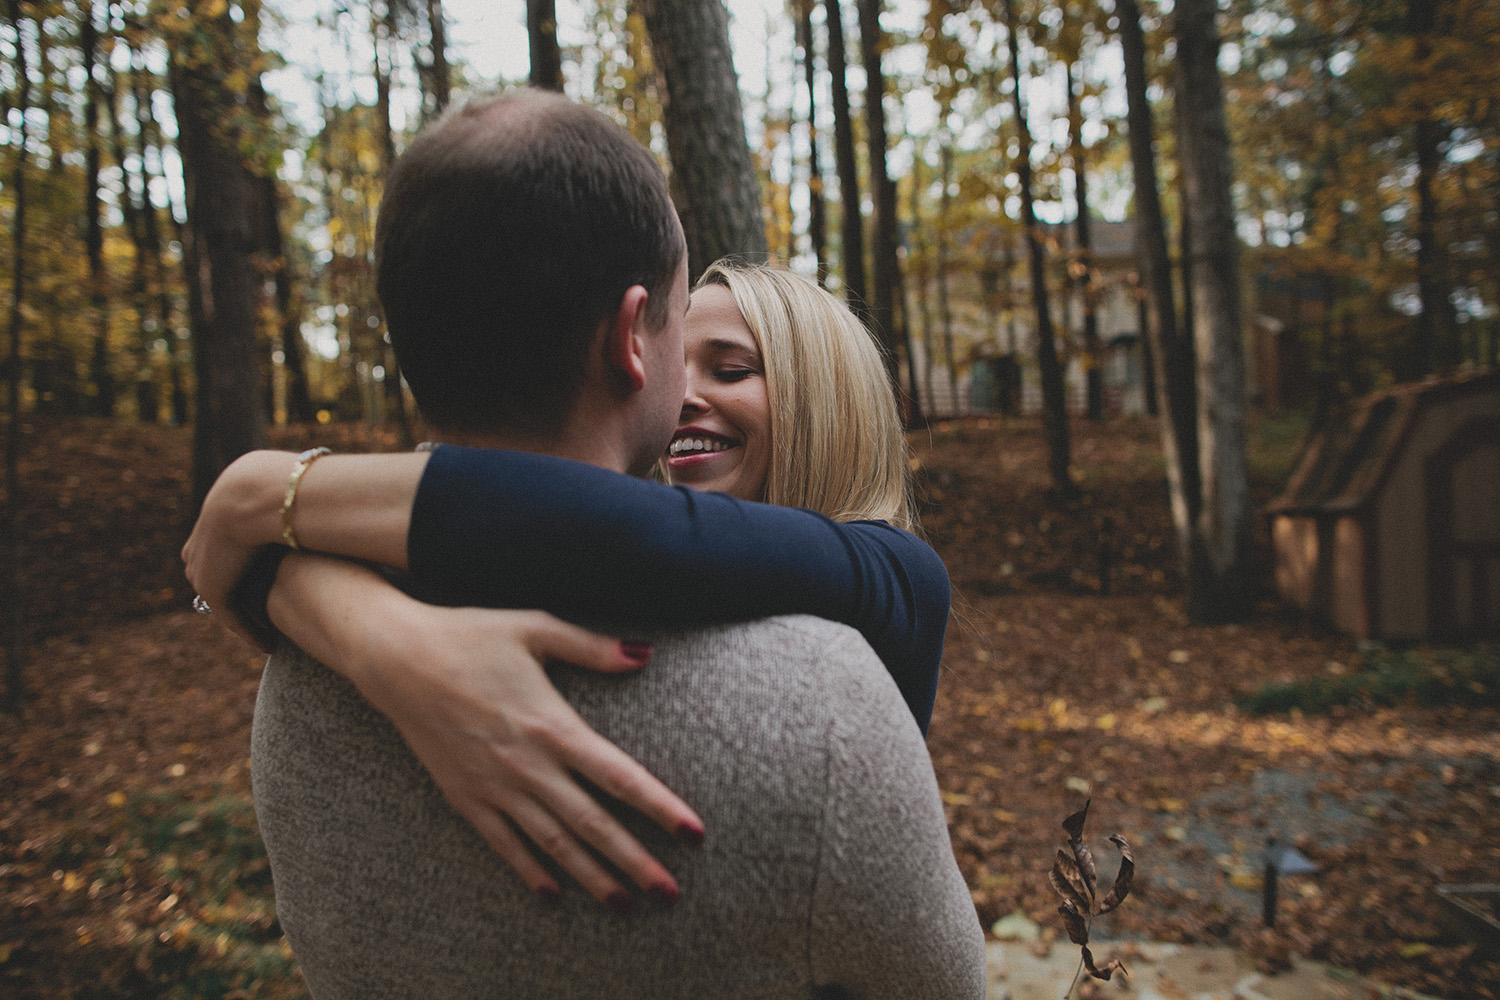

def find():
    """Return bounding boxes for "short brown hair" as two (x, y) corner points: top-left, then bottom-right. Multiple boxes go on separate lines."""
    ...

(376, 89), (685, 435)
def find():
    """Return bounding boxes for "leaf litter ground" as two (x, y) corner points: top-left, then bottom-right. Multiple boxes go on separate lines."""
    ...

(1, 415), (1497, 998)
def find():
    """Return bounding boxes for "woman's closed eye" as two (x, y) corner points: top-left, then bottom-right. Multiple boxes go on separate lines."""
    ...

(715, 367), (761, 383)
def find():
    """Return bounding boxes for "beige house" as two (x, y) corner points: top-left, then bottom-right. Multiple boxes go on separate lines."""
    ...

(907, 218), (1143, 418)
(1267, 370), (1500, 639)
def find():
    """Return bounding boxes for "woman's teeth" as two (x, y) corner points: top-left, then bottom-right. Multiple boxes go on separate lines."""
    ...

(669, 437), (733, 457)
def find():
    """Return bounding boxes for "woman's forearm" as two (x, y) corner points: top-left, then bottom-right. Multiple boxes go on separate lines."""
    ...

(286, 453), (428, 569)
(224, 450), (428, 568)
(265, 552), (418, 694)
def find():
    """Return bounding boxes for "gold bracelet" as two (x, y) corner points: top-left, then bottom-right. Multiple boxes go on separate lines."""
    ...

(281, 447), (332, 550)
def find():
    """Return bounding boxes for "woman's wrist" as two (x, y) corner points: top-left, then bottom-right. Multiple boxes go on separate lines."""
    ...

(210, 451), (305, 551)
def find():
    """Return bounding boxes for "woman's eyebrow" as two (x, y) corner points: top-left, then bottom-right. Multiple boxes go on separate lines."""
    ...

(701, 337), (760, 354)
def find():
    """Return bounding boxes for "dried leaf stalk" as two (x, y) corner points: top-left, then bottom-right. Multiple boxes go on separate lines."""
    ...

(1047, 799), (1136, 996)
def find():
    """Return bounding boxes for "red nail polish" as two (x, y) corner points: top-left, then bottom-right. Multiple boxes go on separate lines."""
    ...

(649, 881), (679, 905)
(620, 640), (653, 662)
(676, 821), (705, 846)
(606, 889), (633, 914)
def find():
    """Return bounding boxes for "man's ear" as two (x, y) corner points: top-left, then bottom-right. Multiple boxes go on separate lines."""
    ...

(604, 284), (650, 392)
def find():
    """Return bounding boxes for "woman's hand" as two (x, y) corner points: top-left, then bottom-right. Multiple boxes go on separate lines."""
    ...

(182, 451), (299, 640)
(269, 554), (704, 908)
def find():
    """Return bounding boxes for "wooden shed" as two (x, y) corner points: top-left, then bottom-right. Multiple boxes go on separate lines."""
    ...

(1267, 369), (1500, 640)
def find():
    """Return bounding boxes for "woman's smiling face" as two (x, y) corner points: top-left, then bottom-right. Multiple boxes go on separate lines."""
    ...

(664, 284), (772, 501)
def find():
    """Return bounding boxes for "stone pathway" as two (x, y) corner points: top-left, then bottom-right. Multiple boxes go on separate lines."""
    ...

(986, 941), (1442, 1000)
(1142, 763), (1423, 917)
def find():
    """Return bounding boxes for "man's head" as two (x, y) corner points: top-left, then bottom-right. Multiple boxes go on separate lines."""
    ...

(375, 89), (687, 457)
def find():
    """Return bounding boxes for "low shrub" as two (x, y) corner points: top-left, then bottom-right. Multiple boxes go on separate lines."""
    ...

(1238, 645), (1500, 715)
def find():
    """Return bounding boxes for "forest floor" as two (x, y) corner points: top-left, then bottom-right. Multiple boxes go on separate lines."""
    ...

(1, 414), (1498, 999)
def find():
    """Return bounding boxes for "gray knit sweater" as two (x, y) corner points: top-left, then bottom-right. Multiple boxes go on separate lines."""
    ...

(251, 615), (986, 999)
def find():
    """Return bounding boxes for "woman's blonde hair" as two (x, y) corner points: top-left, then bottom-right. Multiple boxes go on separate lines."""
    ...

(693, 260), (917, 532)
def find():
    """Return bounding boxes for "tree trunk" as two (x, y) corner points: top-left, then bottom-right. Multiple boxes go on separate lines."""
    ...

(1174, 0), (1253, 621)
(638, 0), (767, 279)
(373, 2), (415, 444)
(897, 246), (923, 426)
(130, 51), (188, 426)
(280, 289), (314, 424)
(937, 144), (958, 414)
(1408, 0), (1459, 376)
(103, 60), (141, 294)
(762, 66), (794, 261)
(1173, 63), (1196, 353)
(169, 4), (268, 509)
(315, 90), (359, 421)
(5, 0), (31, 711)
(1137, 290), (1158, 416)
(164, 194), (192, 427)
(104, 57), (155, 421)
(1488, 148), (1500, 367)
(80, 0), (116, 417)
(1004, 0), (1071, 494)
(36, 9), (60, 184)
(908, 158), (936, 416)
(1118, 0), (1199, 575)
(527, 0), (563, 91)
(373, 4), (399, 174)
(795, 0), (827, 282)
(856, 0), (901, 393)
(1003, 238), (1018, 361)
(427, 0), (451, 111)
(824, 0), (866, 311)
(1066, 54), (1103, 422)
(259, 170), (314, 424)
(31, 15), (76, 416)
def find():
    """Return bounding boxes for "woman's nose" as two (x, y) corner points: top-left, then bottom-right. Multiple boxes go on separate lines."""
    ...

(680, 378), (708, 415)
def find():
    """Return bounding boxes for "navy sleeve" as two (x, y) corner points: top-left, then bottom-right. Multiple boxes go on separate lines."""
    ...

(408, 445), (950, 733)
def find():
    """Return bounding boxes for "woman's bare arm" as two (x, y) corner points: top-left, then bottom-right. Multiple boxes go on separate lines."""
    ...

(182, 443), (948, 730)
(181, 450), (427, 627)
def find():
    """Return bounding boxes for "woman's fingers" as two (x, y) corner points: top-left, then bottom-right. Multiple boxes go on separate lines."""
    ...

(365, 604), (703, 906)
(492, 703), (683, 903)
(445, 717), (658, 908)
(455, 799), (562, 900)
(392, 670), (684, 905)
(500, 794), (640, 909)
(558, 728), (706, 850)
(521, 613), (707, 847)
(527, 724), (690, 899)
(524, 612), (654, 675)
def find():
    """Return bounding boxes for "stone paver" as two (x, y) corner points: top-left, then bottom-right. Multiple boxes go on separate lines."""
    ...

(986, 941), (1442, 1000)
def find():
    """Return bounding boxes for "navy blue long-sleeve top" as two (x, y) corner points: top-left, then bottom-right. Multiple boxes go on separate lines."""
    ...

(407, 445), (951, 734)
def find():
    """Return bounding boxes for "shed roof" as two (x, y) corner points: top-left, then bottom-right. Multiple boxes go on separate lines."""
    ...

(1266, 368), (1500, 517)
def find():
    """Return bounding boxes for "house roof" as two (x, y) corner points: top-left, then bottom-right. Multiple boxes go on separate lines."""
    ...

(963, 217), (1137, 265)
(1266, 368), (1500, 517)
(1052, 218), (1136, 260)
